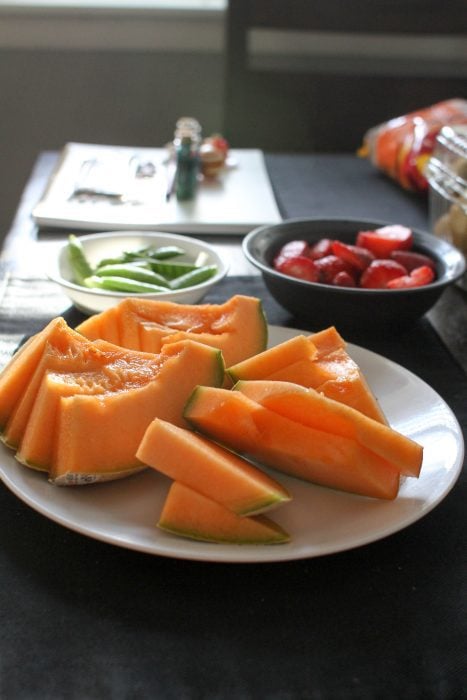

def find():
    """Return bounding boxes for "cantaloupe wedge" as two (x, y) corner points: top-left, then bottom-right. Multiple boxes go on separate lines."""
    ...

(0, 317), (70, 431)
(234, 380), (422, 477)
(226, 326), (386, 423)
(76, 295), (268, 366)
(137, 418), (291, 516)
(158, 482), (290, 544)
(227, 334), (318, 383)
(184, 386), (402, 500)
(47, 340), (224, 484)
(1, 320), (166, 450)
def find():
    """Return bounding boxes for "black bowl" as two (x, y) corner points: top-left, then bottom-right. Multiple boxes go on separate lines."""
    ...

(243, 217), (465, 333)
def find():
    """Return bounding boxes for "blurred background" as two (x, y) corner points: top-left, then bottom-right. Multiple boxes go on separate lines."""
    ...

(0, 0), (465, 240)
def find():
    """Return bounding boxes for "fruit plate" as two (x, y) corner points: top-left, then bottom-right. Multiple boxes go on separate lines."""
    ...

(0, 326), (463, 563)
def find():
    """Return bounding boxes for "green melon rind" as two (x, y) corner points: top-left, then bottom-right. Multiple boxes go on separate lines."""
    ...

(157, 520), (290, 545)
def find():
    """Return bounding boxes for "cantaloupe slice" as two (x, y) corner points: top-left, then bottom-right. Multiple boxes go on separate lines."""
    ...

(227, 334), (317, 383)
(226, 326), (386, 423)
(234, 380), (422, 477)
(1, 328), (128, 450)
(0, 318), (70, 431)
(76, 295), (268, 366)
(1, 321), (162, 450)
(137, 418), (291, 516)
(47, 340), (224, 485)
(184, 386), (401, 500)
(158, 482), (290, 544)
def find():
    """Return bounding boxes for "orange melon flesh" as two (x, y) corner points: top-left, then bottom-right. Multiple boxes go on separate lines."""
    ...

(2, 325), (166, 450)
(0, 318), (70, 431)
(227, 335), (317, 383)
(184, 387), (401, 500)
(15, 370), (109, 473)
(226, 325), (386, 424)
(1, 327), (131, 450)
(313, 348), (387, 424)
(15, 345), (176, 472)
(76, 295), (268, 367)
(158, 481), (290, 544)
(234, 380), (422, 477)
(309, 326), (346, 357)
(48, 340), (224, 484)
(137, 418), (291, 516)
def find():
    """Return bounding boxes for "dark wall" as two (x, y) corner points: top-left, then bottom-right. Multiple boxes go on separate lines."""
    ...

(0, 48), (224, 240)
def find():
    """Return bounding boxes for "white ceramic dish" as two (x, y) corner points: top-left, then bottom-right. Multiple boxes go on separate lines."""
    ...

(0, 325), (463, 563)
(48, 230), (229, 315)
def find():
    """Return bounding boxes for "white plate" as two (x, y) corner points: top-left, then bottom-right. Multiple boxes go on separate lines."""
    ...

(0, 326), (463, 563)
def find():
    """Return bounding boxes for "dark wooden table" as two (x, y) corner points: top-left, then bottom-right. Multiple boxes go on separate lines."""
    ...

(0, 152), (466, 700)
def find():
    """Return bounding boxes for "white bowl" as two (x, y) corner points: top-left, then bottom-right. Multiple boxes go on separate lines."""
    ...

(48, 230), (229, 315)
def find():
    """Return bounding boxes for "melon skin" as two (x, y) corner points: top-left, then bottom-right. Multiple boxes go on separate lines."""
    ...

(48, 340), (224, 484)
(233, 380), (423, 477)
(76, 294), (268, 367)
(184, 386), (401, 500)
(158, 482), (290, 545)
(137, 418), (291, 516)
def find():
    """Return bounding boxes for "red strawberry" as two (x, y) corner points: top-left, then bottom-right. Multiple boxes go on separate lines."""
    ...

(356, 225), (413, 258)
(331, 240), (375, 272)
(386, 265), (435, 289)
(314, 255), (355, 284)
(307, 238), (334, 260)
(360, 259), (408, 289)
(390, 250), (436, 272)
(273, 240), (309, 268)
(332, 270), (356, 287)
(276, 255), (320, 282)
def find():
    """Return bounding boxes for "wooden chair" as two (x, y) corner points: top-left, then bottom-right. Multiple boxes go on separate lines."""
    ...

(223, 0), (467, 152)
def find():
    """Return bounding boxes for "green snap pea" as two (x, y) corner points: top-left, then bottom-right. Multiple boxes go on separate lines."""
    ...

(169, 265), (218, 290)
(65, 237), (219, 295)
(148, 260), (200, 279)
(94, 263), (170, 287)
(96, 245), (185, 268)
(83, 275), (168, 294)
(67, 235), (94, 285)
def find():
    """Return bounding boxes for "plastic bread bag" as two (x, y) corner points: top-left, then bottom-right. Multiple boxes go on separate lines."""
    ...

(358, 98), (467, 193)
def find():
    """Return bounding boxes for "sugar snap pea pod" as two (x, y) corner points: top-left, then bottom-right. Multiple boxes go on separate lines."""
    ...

(67, 235), (94, 285)
(94, 263), (170, 287)
(146, 245), (186, 260)
(148, 260), (199, 279)
(83, 275), (168, 294)
(169, 265), (218, 290)
(96, 245), (185, 268)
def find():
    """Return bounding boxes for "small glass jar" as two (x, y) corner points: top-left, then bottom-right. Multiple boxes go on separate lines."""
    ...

(427, 125), (467, 287)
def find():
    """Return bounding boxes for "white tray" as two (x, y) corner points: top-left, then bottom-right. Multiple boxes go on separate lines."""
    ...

(32, 142), (282, 235)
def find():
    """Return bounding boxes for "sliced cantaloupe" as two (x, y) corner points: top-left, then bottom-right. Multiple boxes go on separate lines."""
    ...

(137, 418), (291, 516)
(47, 340), (224, 485)
(234, 380), (422, 477)
(184, 386), (402, 500)
(312, 348), (387, 424)
(227, 334), (317, 384)
(158, 481), (290, 545)
(308, 326), (346, 357)
(226, 325), (386, 424)
(76, 295), (268, 366)
(1, 327), (127, 450)
(0, 318), (70, 432)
